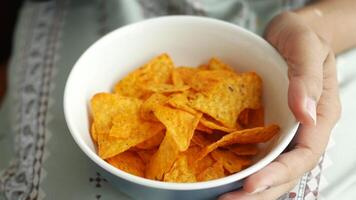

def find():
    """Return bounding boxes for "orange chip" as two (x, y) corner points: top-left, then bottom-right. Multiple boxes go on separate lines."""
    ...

(163, 155), (196, 183)
(136, 131), (165, 150)
(90, 55), (280, 183)
(146, 134), (180, 180)
(171, 70), (185, 86)
(140, 93), (168, 121)
(193, 154), (215, 176)
(167, 93), (198, 115)
(238, 108), (265, 128)
(91, 122), (98, 143)
(183, 145), (215, 176)
(108, 96), (164, 140)
(107, 151), (145, 177)
(226, 144), (259, 156)
(249, 107), (265, 128)
(154, 105), (201, 151)
(196, 123), (213, 134)
(91, 93), (164, 158)
(200, 116), (239, 133)
(114, 53), (174, 98)
(208, 57), (234, 71)
(184, 70), (226, 93)
(184, 145), (202, 165)
(108, 98), (143, 138)
(197, 125), (280, 160)
(136, 149), (157, 164)
(196, 162), (225, 182)
(189, 72), (262, 128)
(98, 126), (163, 159)
(91, 93), (133, 136)
(238, 109), (249, 126)
(174, 67), (198, 86)
(211, 149), (252, 173)
(191, 132), (214, 147)
(197, 64), (209, 70)
(144, 83), (190, 93)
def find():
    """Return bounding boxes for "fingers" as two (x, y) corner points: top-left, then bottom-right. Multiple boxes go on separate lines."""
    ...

(219, 180), (298, 200)
(265, 12), (330, 125)
(317, 52), (341, 126)
(242, 54), (340, 193)
(243, 126), (318, 193)
(286, 34), (329, 126)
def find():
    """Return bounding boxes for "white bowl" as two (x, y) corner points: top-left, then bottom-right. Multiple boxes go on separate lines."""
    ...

(64, 16), (298, 200)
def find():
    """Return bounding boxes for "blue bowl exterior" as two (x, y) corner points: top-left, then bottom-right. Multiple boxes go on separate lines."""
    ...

(95, 165), (243, 200)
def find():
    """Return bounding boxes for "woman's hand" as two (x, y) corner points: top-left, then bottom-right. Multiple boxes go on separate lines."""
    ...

(220, 11), (341, 200)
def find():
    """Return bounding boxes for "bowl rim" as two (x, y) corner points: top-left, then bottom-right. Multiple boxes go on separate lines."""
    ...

(63, 15), (298, 191)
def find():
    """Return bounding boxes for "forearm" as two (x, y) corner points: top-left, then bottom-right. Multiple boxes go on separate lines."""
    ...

(295, 0), (356, 54)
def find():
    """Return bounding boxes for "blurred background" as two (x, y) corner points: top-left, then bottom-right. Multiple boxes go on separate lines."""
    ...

(0, 1), (23, 104)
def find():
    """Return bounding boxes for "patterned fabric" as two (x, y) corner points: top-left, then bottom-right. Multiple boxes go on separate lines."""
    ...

(0, 1), (66, 199)
(1, 0), (353, 200)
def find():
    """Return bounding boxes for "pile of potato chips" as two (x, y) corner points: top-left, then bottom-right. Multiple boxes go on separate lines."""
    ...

(90, 53), (280, 182)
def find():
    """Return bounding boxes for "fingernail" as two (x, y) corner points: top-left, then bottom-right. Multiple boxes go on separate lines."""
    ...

(306, 97), (317, 125)
(249, 185), (270, 194)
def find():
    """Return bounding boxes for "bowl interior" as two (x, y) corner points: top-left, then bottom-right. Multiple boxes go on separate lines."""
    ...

(64, 16), (298, 190)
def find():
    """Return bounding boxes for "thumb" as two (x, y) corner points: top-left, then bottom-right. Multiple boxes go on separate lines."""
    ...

(288, 75), (319, 125)
(265, 12), (331, 125)
(265, 12), (328, 126)
(287, 40), (329, 125)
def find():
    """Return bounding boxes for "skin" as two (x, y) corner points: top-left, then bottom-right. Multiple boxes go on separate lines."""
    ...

(220, 0), (356, 199)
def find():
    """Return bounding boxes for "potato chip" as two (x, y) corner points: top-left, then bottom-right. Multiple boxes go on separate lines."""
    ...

(197, 125), (280, 160)
(114, 53), (174, 98)
(208, 57), (234, 71)
(200, 116), (239, 133)
(146, 134), (180, 180)
(107, 151), (145, 177)
(196, 162), (225, 182)
(154, 105), (201, 151)
(136, 131), (165, 150)
(226, 144), (259, 156)
(144, 83), (190, 93)
(189, 72), (262, 128)
(140, 93), (168, 121)
(163, 155), (196, 183)
(211, 149), (252, 173)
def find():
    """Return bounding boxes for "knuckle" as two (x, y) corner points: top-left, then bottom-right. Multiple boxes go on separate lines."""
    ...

(287, 28), (318, 48)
